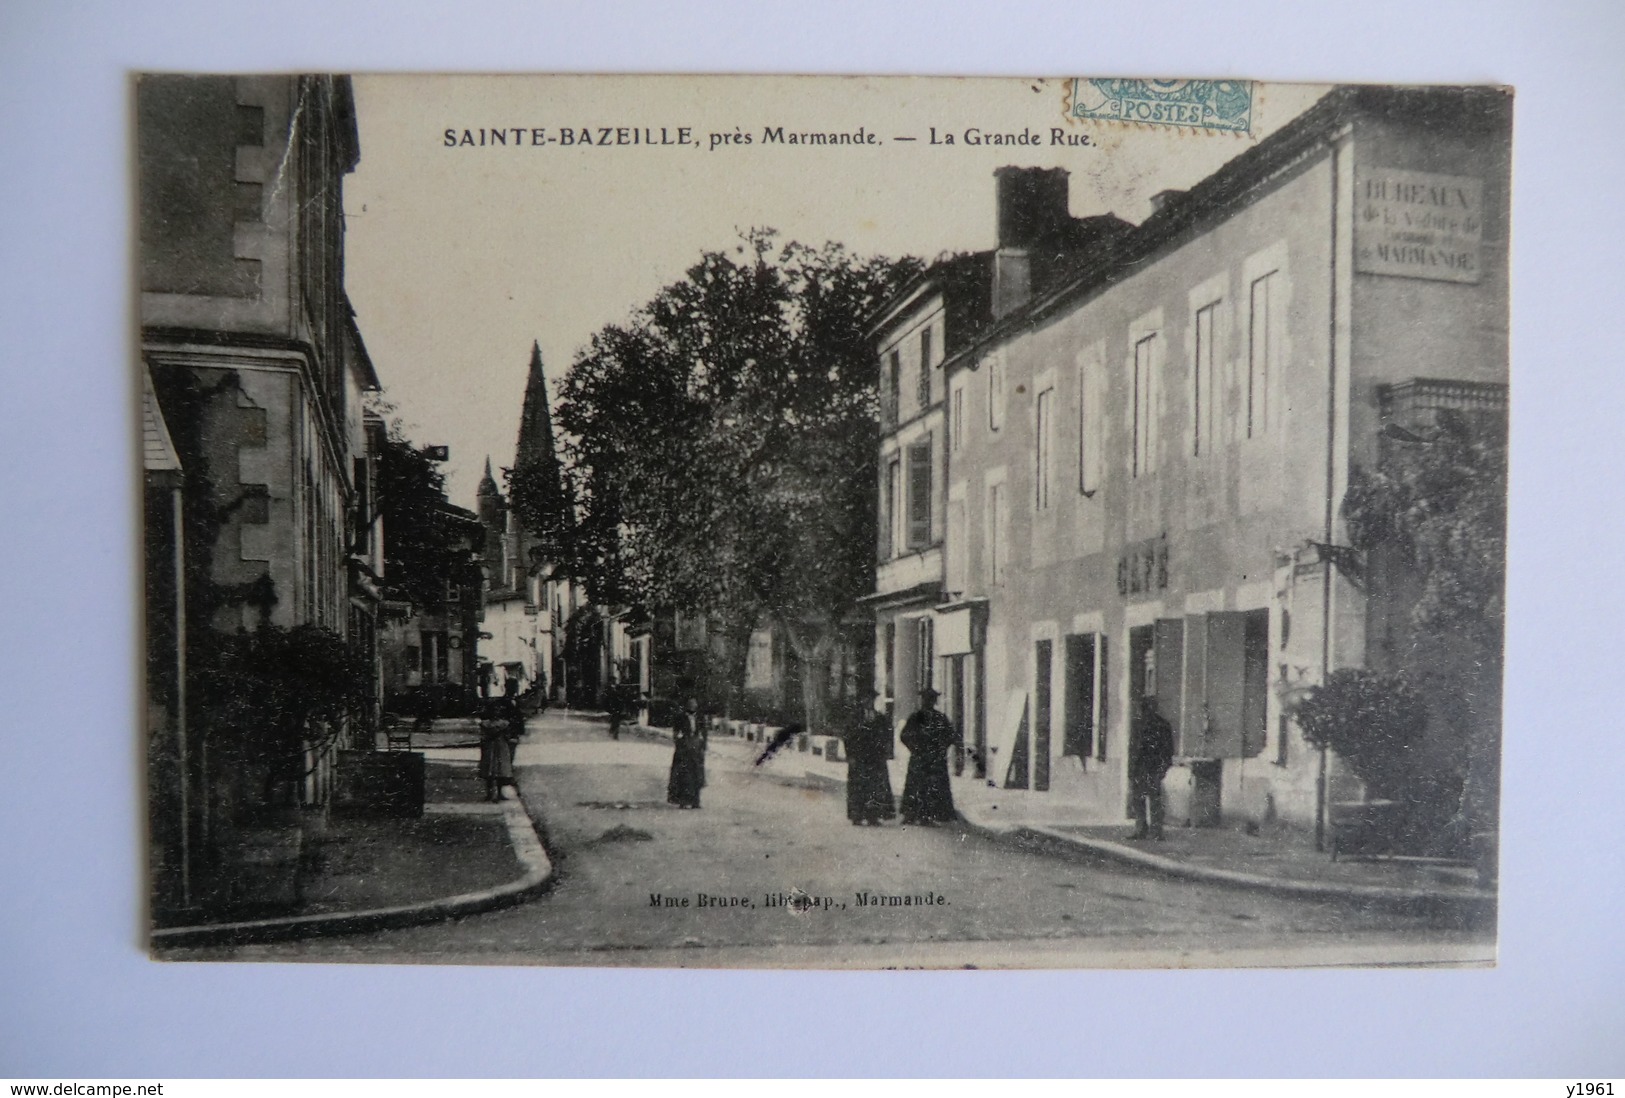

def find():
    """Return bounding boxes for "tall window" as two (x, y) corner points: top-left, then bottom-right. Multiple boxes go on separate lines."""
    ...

(1248, 272), (1277, 437)
(882, 349), (902, 426)
(917, 327), (933, 409)
(1193, 301), (1219, 456)
(988, 353), (1004, 431)
(1132, 334), (1159, 477)
(1035, 387), (1054, 509)
(917, 616), (935, 693)
(988, 481), (1007, 586)
(882, 457), (901, 558)
(906, 436), (932, 550)
(951, 383), (965, 452)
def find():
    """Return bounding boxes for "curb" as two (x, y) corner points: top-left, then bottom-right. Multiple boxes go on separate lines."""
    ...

(959, 814), (1494, 911)
(151, 795), (554, 950)
(651, 720), (1494, 913)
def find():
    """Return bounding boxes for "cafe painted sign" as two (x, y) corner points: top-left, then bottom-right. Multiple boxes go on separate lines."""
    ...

(1355, 167), (1483, 284)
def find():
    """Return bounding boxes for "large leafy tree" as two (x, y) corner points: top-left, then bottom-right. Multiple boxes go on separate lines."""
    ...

(375, 426), (480, 608)
(1343, 408), (1507, 841)
(557, 231), (921, 730)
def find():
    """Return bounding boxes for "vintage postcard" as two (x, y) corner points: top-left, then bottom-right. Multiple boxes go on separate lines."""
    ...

(139, 74), (1508, 968)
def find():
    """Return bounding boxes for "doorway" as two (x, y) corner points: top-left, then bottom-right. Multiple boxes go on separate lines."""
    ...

(1063, 633), (1097, 763)
(1033, 639), (1053, 791)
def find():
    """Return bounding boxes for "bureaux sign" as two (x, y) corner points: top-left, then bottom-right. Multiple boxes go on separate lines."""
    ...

(1354, 167), (1483, 284)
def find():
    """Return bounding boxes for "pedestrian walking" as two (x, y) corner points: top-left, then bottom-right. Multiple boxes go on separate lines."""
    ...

(667, 696), (707, 809)
(1128, 695), (1175, 840)
(845, 689), (897, 826)
(898, 687), (958, 825)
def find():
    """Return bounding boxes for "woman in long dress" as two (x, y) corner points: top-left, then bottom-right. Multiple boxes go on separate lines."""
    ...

(898, 687), (958, 825)
(845, 691), (896, 825)
(667, 696), (707, 809)
(478, 703), (518, 802)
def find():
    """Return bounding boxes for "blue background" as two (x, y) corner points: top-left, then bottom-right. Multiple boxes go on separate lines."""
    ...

(2, 0), (1621, 1077)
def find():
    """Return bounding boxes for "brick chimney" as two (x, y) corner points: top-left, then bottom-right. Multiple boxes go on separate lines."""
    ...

(993, 167), (1072, 318)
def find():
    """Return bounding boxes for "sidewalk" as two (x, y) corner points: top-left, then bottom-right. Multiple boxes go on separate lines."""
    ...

(672, 715), (1495, 914)
(152, 743), (552, 950)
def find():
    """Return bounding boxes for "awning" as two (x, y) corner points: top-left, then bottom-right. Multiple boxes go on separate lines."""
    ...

(855, 580), (944, 613)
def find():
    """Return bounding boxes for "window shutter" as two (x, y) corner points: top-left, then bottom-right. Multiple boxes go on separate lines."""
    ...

(1096, 633), (1109, 761)
(1153, 617), (1185, 749)
(879, 461), (896, 560)
(1180, 614), (1209, 756)
(907, 437), (932, 548)
(1202, 611), (1248, 758)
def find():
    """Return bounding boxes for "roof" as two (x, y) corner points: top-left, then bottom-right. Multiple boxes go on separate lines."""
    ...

(142, 367), (182, 475)
(943, 85), (1511, 374)
(866, 251), (992, 339)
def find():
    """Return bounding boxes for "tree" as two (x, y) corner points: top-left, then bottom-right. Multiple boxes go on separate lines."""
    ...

(1343, 407), (1507, 842)
(375, 426), (480, 608)
(1295, 668), (1429, 801)
(556, 230), (922, 731)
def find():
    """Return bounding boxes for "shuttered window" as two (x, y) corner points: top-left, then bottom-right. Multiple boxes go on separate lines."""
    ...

(906, 436), (932, 549)
(881, 457), (900, 560)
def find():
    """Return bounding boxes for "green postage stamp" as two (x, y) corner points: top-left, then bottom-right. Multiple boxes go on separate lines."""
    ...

(1070, 78), (1254, 132)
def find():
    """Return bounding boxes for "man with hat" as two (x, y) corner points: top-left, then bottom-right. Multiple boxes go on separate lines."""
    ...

(899, 685), (959, 825)
(844, 687), (897, 826)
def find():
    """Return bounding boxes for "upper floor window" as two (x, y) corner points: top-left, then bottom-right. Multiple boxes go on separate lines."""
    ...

(1248, 272), (1278, 438)
(881, 456), (901, 559)
(906, 435), (933, 550)
(950, 382), (965, 452)
(883, 350), (902, 427)
(1131, 333), (1160, 477)
(1193, 301), (1220, 456)
(988, 352), (1005, 431)
(917, 326), (933, 410)
(1035, 387), (1054, 509)
(987, 480), (1008, 586)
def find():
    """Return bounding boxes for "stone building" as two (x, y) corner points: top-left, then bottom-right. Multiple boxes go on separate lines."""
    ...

(864, 170), (1130, 742)
(877, 87), (1509, 835)
(139, 74), (384, 917)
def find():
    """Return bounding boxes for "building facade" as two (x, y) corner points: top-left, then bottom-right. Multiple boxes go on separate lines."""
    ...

(140, 74), (384, 916)
(898, 88), (1509, 833)
(867, 168), (1131, 746)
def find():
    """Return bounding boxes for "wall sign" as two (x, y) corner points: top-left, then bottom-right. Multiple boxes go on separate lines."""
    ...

(1354, 167), (1483, 284)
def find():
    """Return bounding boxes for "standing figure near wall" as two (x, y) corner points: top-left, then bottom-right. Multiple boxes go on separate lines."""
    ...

(845, 689), (897, 826)
(1128, 695), (1175, 840)
(898, 687), (957, 825)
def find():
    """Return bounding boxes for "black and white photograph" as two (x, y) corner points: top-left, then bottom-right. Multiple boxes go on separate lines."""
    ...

(138, 73), (1509, 970)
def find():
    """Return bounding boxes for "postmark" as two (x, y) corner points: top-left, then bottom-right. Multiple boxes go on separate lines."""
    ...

(1069, 77), (1254, 133)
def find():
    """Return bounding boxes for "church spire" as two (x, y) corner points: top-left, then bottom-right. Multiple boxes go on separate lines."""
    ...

(510, 340), (571, 558)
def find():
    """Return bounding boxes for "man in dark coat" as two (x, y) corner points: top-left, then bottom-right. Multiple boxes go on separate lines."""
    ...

(844, 689), (897, 825)
(1128, 695), (1175, 840)
(899, 687), (958, 825)
(667, 696), (707, 809)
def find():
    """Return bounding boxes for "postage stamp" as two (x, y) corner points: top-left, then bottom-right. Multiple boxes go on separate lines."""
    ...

(1070, 77), (1254, 132)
